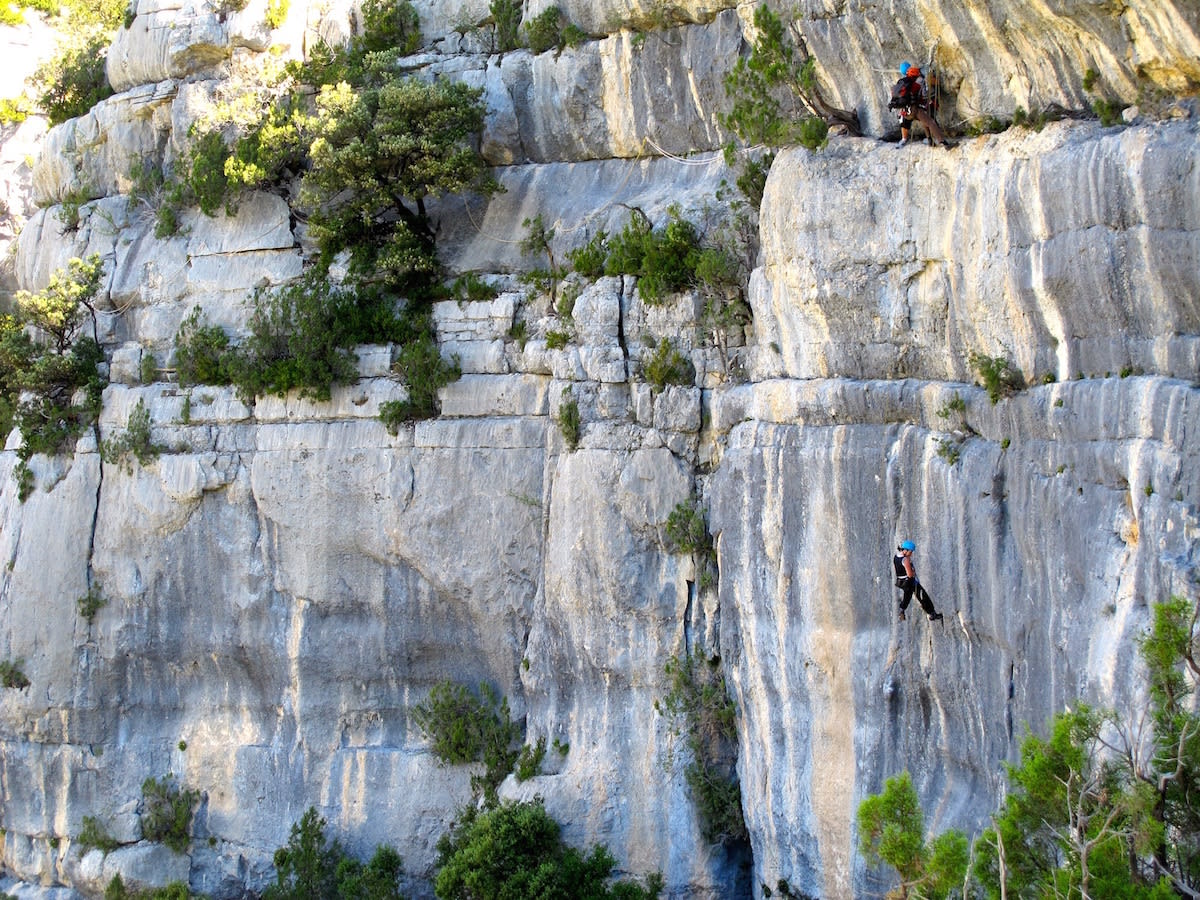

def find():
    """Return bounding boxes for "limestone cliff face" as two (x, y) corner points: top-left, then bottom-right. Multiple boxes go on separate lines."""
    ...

(1, 1), (1199, 899)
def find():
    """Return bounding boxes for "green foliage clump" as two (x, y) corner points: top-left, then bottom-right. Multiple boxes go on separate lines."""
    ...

(263, 807), (407, 900)
(139, 777), (200, 853)
(100, 398), (162, 473)
(964, 115), (1008, 137)
(78, 815), (120, 854)
(412, 681), (521, 804)
(857, 771), (969, 899)
(355, 0), (422, 55)
(77, 584), (108, 624)
(0, 96), (32, 124)
(264, 0), (289, 28)
(173, 307), (232, 388)
(567, 230), (608, 278)
(32, 28), (114, 124)
(520, 214), (562, 304)
(657, 655), (745, 846)
(721, 4), (853, 176)
(603, 209), (703, 304)
(514, 737), (546, 782)
(0, 255), (107, 500)
(489, 0), (521, 52)
(664, 496), (712, 558)
(379, 331), (461, 428)
(0, 659), (30, 690)
(449, 273), (498, 304)
(104, 875), (194, 900)
(545, 329), (570, 350)
(522, 7), (583, 55)
(433, 799), (662, 900)
(1093, 97), (1124, 127)
(969, 350), (1023, 404)
(642, 337), (693, 393)
(557, 386), (580, 451)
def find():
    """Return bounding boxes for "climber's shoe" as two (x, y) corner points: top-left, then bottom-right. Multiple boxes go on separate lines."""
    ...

(929, 612), (943, 623)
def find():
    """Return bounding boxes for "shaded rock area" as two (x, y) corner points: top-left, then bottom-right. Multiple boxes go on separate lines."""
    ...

(1, 1), (1199, 899)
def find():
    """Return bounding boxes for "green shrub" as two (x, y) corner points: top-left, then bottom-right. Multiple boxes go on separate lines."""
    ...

(490, 0), (521, 51)
(0, 96), (31, 125)
(935, 436), (962, 465)
(263, 807), (406, 900)
(434, 799), (662, 900)
(104, 875), (193, 900)
(78, 815), (120, 854)
(100, 398), (162, 474)
(265, 0), (289, 29)
(449, 273), (498, 303)
(935, 392), (966, 419)
(560, 23), (586, 48)
(140, 777), (199, 853)
(643, 338), (693, 393)
(33, 28), (114, 124)
(965, 115), (1008, 136)
(514, 737), (546, 782)
(57, 184), (94, 233)
(1093, 97), (1124, 126)
(969, 350), (1023, 404)
(604, 209), (702, 303)
(173, 308), (232, 387)
(796, 115), (829, 151)
(545, 329), (570, 350)
(1, 255), (107, 500)
(557, 387), (580, 451)
(657, 655), (745, 846)
(0, 659), (30, 690)
(356, 0), (422, 55)
(140, 352), (158, 385)
(412, 681), (520, 804)
(567, 230), (608, 278)
(230, 276), (374, 402)
(664, 496), (712, 557)
(523, 6), (563, 54)
(77, 584), (107, 624)
(379, 332), (461, 428)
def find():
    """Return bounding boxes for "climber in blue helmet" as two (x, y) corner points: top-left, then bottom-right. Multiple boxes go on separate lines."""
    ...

(893, 540), (944, 623)
(888, 61), (953, 149)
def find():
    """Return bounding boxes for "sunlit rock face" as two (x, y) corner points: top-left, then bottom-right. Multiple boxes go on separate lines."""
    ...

(1, 0), (1198, 898)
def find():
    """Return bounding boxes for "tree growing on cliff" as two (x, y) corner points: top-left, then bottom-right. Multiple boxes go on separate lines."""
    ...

(433, 799), (662, 900)
(860, 596), (1200, 899)
(0, 254), (107, 500)
(856, 771), (968, 899)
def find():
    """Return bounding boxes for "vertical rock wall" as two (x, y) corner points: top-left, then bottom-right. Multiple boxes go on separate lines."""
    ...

(1, 0), (1199, 898)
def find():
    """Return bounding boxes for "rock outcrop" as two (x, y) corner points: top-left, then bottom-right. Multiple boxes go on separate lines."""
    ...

(1, 1), (1199, 899)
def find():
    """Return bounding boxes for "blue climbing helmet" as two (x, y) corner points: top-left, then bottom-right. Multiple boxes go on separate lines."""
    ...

(900, 540), (916, 551)
(899, 61), (912, 76)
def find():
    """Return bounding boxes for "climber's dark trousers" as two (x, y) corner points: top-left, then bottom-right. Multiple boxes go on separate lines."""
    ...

(899, 578), (938, 617)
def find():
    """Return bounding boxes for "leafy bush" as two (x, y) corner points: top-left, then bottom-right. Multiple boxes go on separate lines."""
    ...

(231, 275), (382, 402)
(969, 350), (1023, 404)
(264, 0), (289, 28)
(100, 399), (162, 474)
(489, 0), (521, 52)
(104, 875), (193, 900)
(567, 230), (608, 278)
(78, 815), (120, 854)
(796, 115), (829, 151)
(664, 496), (712, 558)
(77, 584), (108, 624)
(173, 308), (232, 387)
(604, 210), (702, 304)
(379, 332), (461, 428)
(0, 255), (107, 500)
(520, 214), (563, 303)
(557, 387), (580, 451)
(32, 28), (114, 124)
(449, 273), (498, 303)
(643, 338), (693, 393)
(433, 799), (662, 900)
(263, 807), (406, 900)
(1093, 97), (1124, 126)
(514, 737), (546, 782)
(412, 681), (520, 803)
(858, 772), (968, 897)
(657, 655), (745, 846)
(523, 7), (563, 54)
(139, 777), (200, 853)
(545, 329), (570, 350)
(0, 659), (30, 689)
(356, 0), (421, 55)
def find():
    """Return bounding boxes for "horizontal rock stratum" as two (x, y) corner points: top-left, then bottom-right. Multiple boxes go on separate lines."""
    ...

(0, 1), (1198, 898)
